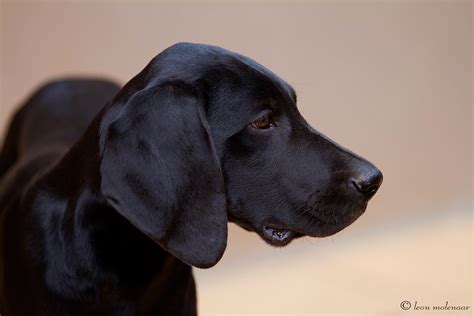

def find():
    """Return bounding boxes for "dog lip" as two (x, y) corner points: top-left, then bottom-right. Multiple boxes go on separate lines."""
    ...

(304, 208), (367, 237)
(263, 225), (291, 240)
(261, 225), (299, 246)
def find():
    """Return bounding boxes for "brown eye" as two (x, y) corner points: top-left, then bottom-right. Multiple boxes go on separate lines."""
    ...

(250, 117), (274, 129)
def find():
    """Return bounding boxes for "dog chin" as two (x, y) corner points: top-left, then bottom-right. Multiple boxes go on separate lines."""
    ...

(305, 207), (367, 238)
(258, 221), (347, 246)
(259, 226), (303, 247)
(260, 209), (368, 246)
(305, 222), (353, 238)
(229, 206), (366, 247)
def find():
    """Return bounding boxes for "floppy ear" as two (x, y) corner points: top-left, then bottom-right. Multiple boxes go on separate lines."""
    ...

(100, 83), (227, 268)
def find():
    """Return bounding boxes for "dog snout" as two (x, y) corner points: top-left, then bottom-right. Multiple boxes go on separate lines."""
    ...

(350, 163), (383, 198)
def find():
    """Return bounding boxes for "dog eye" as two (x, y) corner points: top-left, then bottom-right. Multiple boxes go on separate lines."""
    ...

(250, 117), (274, 129)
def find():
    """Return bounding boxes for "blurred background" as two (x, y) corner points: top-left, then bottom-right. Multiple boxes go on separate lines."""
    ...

(1, 1), (472, 315)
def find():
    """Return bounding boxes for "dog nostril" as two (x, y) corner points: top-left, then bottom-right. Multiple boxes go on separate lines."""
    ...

(353, 181), (378, 196)
(352, 171), (383, 197)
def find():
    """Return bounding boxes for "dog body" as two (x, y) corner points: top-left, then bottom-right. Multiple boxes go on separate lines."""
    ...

(0, 79), (197, 315)
(0, 43), (382, 315)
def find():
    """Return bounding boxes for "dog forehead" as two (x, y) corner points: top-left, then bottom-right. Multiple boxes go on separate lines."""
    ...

(153, 43), (296, 100)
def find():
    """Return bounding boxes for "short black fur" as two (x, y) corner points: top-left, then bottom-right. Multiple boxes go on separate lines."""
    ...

(0, 43), (382, 315)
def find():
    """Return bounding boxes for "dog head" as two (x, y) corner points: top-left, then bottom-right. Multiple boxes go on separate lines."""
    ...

(99, 43), (382, 268)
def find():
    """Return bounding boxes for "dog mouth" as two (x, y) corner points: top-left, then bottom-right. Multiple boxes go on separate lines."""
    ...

(229, 205), (367, 247)
(228, 214), (304, 246)
(260, 208), (367, 246)
(262, 225), (301, 246)
(260, 221), (333, 247)
(260, 219), (351, 246)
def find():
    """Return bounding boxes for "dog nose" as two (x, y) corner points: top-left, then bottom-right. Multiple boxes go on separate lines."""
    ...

(351, 167), (383, 198)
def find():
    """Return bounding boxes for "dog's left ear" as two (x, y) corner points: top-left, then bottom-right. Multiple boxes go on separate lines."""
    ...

(100, 83), (227, 268)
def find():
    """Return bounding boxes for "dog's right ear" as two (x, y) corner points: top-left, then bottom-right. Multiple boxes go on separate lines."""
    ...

(100, 83), (227, 268)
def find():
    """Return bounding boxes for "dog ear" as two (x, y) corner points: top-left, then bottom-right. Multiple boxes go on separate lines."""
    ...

(100, 83), (227, 268)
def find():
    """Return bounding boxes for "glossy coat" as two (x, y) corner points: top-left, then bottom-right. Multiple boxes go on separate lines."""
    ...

(0, 43), (382, 315)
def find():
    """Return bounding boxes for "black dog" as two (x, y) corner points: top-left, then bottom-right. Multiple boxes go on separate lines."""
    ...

(0, 43), (382, 315)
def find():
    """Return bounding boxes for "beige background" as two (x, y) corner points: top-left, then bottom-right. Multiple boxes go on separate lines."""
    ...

(1, 1), (472, 315)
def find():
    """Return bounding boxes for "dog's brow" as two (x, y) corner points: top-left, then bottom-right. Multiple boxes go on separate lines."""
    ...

(226, 50), (297, 106)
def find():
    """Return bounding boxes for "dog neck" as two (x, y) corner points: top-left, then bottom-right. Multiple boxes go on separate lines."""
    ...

(27, 111), (195, 309)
